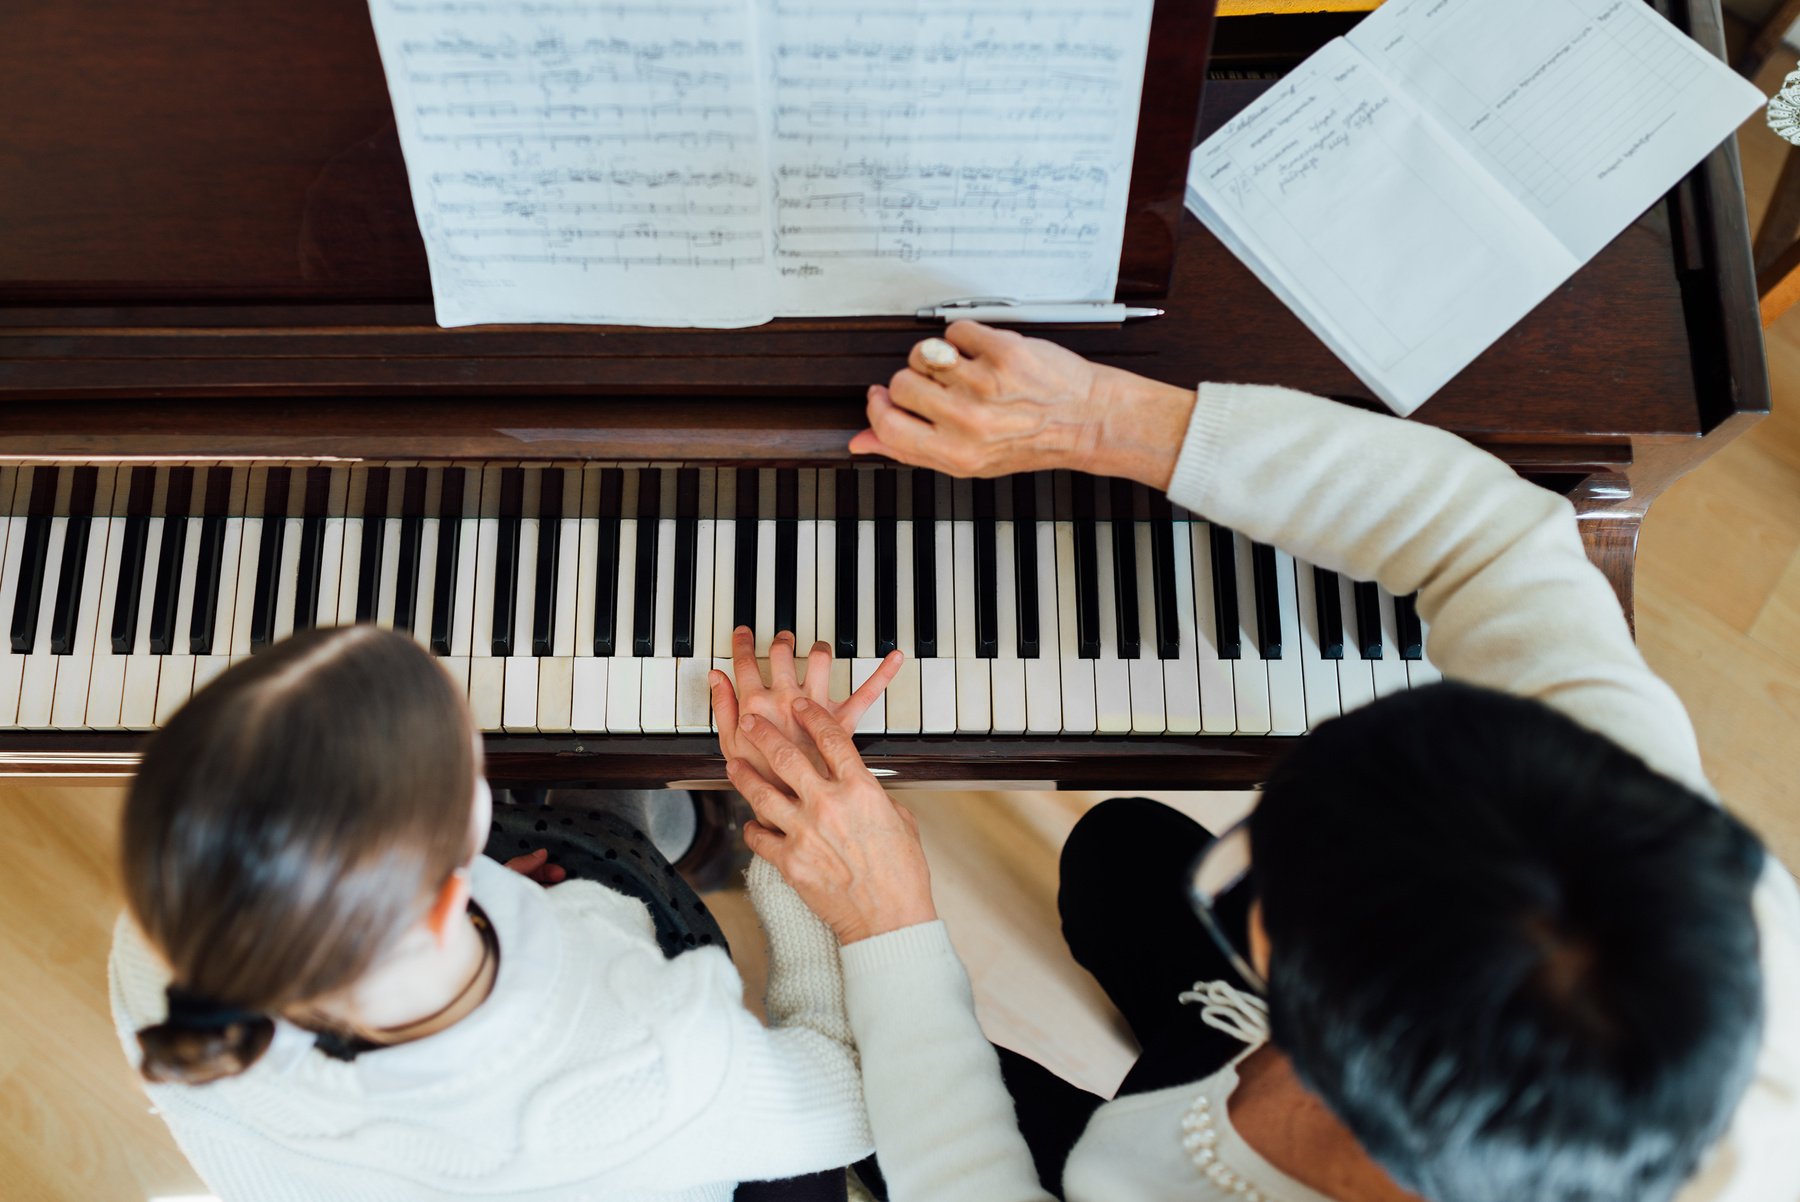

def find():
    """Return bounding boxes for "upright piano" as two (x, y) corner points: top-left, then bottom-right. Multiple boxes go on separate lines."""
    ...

(0, 0), (1767, 788)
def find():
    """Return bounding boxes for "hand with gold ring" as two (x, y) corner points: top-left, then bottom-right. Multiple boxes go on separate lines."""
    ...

(851, 320), (1199, 489)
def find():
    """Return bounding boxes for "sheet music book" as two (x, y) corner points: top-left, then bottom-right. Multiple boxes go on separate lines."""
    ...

(1185, 0), (1764, 416)
(366, 0), (1155, 328)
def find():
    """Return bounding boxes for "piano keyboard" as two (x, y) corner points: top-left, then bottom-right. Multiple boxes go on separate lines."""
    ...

(0, 463), (1441, 736)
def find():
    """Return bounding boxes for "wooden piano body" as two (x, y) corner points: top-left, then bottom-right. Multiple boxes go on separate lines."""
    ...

(0, 0), (1767, 788)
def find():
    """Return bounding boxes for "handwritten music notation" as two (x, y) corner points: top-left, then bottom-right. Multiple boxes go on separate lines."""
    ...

(366, 0), (1154, 326)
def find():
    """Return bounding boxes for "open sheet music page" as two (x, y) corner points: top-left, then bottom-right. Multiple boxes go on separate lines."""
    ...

(763, 0), (1155, 316)
(367, 0), (1154, 327)
(1187, 40), (1575, 415)
(1187, 0), (1760, 415)
(1348, 0), (1766, 261)
(367, 0), (774, 328)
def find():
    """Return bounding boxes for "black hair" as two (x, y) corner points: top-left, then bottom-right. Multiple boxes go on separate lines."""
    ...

(1251, 681), (1765, 1202)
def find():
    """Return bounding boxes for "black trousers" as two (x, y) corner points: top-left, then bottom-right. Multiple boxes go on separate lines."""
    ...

(996, 797), (1259, 1199)
(485, 799), (861, 1202)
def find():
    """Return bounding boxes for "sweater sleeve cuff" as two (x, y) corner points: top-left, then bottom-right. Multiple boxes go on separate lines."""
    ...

(840, 920), (960, 978)
(1165, 382), (1243, 517)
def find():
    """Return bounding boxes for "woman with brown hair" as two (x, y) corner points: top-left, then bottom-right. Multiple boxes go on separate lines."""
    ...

(109, 623), (896, 1201)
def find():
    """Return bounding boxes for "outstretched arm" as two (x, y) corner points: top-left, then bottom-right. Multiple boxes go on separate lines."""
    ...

(849, 322), (1706, 796)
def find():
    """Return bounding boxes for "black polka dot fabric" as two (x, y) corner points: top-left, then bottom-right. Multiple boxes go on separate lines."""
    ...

(484, 801), (729, 961)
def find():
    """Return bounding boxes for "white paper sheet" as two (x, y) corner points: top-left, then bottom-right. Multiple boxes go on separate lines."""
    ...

(1186, 0), (1762, 414)
(367, 0), (1154, 327)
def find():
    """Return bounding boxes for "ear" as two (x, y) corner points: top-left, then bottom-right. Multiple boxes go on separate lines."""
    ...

(426, 868), (471, 947)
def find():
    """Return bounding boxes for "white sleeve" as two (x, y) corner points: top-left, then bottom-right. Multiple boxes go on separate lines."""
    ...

(840, 922), (1054, 1202)
(1167, 381), (1708, 795)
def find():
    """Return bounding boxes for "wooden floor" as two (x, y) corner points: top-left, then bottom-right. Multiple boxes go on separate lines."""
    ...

(6, 65), (1800, 1202)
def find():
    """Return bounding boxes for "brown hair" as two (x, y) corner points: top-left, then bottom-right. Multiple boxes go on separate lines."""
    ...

(123, 626), (478, 1085)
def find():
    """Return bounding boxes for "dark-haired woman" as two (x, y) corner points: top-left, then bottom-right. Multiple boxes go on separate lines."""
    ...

(108, 623), (896, 1201)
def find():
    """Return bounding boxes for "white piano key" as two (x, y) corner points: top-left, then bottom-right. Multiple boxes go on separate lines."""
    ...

(755, 470), (777, 655)
(709, 479), (737, 731)
(1162, 520), (1203, 735)
(1188, 523), (1236, 734)
(193, 654), (230, 695)
(229, 515), (262, 658)
(1024, 518), (1062, 733)
(1129, 522), (1166, 734)
(572, 656), (608, 733)
(0, 479), (28, 726)
(676, 469), (716, 733)
(502, 659), (538, 732)
(951, 496), (991, 734)
(51, 471), (118, 728)
(1053, 519), (1096, 734)
(856, 513), (876, 659)
(1268, 549), (1309, 735)
(269, 515), (302, 643)
(539, 657), (579, 739)
(641, 493), (679, 733)
(932, 482), (956, 660)
(513, 516), (539, 659)
(1335, 573), (1377, 716)
(1230, 533), (1273, 736)
(1409, 617), (1444, 688)
(314, 475), (348, 629)
(887, 520), (921, 733)
(466, 467), (505, 729)
(18, 516), (70, 729)
(450, 475), (480, 658)
(849, 658), (886, 733)
(1372, 587), (1410, 698)
(794, 470), (818, 649)
(209, 479), (248, 657)
(814, 497), (836, 656)
(156, 504), (206, 726)
(575, 470), (602, 660)
(1091, 519), (1131, 733)
(408, 514), (439, 649)
(919, 659), (956, 733)
(86, 511), (130, 729)
(991, 518), (1026, 734)
(609, 511), (641, 733)
(336, 514), (363, 625)
(1294, 558), (1343, 730)
(554, 510), (579, 657)
(379, 513), (407, 629)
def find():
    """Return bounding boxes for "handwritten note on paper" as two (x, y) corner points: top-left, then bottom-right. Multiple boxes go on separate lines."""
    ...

(1349, 0), (1765, 259)
(369, 0), (774, 327)
(763, 0), (1156, 315)
(1189, 40), (1573, 413)
(368, 0), (1156, 326)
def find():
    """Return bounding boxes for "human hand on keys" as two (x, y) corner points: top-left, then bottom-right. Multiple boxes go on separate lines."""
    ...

(850, 319), (1197, 490)
(727, 698), (938, 945)
(709, 626), (901, 791)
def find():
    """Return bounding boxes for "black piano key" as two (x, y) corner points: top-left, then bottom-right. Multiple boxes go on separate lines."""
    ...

(1012, 475), (1040, 658)
(48, 467), (99, 655)
(1149, 492), (1180, 660)
(491, 468), (523, 656)
(1313, 566), (1344, 660)
(531, 468), (563, 656)
(249, 468), (289, 652)
(1251, 541), (1283, 660)
(835, 471), (858, 658)
(292, 468), (330, 634)
(672, 468), (700, 657)
(146, 469), (194, 655)
(394, 467), (428, 636)
(431, 469), (465, 655)
(356, 468), (390, 625)
(1395, 591), (1424, 660)
(1354, 580), (1383, 659)
(874, 471), (897, 656)
(1209, 525), (1242, 660)
(10, 469), (58, 653)
(1072, 474), (1101, 659)
(1108, 479), (1140, 660)
(972, 479), (999, 658)
(189, 469), (235, 655)
(633, 469), (661, 657)
(912, 470), (938, 657)
(775, 469), (800, 639)
(733, 469), (759, 633)
(593, 468), (623, 656)
(111, 469), (156, 654)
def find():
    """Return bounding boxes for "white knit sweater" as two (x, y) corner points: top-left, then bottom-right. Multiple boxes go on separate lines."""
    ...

(110, 856), (872, 1201)
(838, 382), (1800, 1202)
